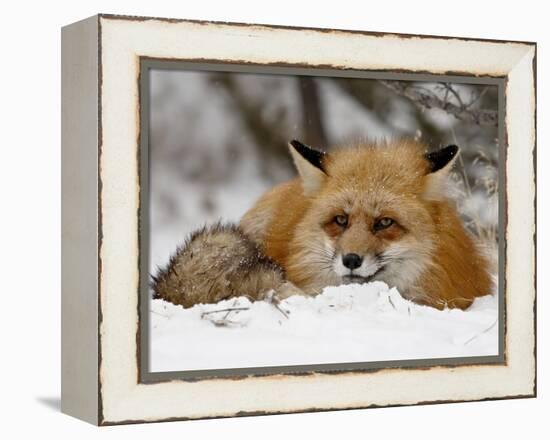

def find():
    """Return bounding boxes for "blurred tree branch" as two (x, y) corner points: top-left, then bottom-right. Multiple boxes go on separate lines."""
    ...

(210, 73), (292, 177)
(333, 78), (447, 146)
(298, 77), (328, 147)
(332, 79), (397, 133)
(379, 81), (498, 126)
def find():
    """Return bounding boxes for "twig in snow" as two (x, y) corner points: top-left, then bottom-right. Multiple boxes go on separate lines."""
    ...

(212, 319), (245, 328)
(264, 291), (290, 319)
(388, 295), (396, 310)
(272, 302), (289, 319)
(201, 298), (251, 327)
(463, 319), (498, 345)
(200, 307), (250, 317)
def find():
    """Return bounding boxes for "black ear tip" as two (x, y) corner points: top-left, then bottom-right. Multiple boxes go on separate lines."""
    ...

(425, 144), (460, 173)
(288, 139), (326, 172)
(289, 139), (305, 150)
(446, 144), (459, 157)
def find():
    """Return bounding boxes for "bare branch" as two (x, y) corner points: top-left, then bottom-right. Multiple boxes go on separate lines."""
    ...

(463, 319), (498, 345)
(333, 78), (448, 146)
(298, 77), (328, 147)
(379, 81), (498, 126)
(264, 292), (290, 319)
(200, 307), (250, 317)
(209, 73), (292, 178)
(441, 83), (465, 108)
(465, 86), (490, 109)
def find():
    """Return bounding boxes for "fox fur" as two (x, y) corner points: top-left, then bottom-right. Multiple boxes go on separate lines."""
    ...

(240, 139), (492, 310)
(153, 139), (492, 310)
(152, 223), (292, 307)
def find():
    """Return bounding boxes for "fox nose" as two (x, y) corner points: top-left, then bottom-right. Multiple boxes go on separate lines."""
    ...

(342, 253), (363, 270)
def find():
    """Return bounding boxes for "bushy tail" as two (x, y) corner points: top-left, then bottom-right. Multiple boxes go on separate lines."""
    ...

(151, 223), (286, 308)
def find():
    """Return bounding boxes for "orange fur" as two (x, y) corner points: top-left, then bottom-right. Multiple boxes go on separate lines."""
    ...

(240, 140), (492, 310)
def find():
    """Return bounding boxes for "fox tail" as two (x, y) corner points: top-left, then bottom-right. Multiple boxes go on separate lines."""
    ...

(151, 222), (287, 308)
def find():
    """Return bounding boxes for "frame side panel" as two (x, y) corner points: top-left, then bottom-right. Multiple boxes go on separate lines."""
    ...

(61, 15), (100, 425)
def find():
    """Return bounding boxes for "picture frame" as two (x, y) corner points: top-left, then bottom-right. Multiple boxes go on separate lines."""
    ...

(61, 14), (536, 425)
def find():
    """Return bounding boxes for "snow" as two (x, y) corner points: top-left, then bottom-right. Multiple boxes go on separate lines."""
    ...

(149, 281), (498, 372)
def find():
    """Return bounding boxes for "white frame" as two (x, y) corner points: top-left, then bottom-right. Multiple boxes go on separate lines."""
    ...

(61, 14), (536, 425)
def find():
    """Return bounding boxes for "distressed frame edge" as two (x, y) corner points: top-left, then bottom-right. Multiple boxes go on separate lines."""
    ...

(503, 44), (538, 397)
(61, 15), (101, 425)
(91, 15), (536, 425)
(97, 12), (537, 47)
(532, 43), (538, 399)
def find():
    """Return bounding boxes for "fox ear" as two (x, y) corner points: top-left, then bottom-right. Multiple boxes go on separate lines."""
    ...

(288, 140), (327, 195)
(423, 145), (459, 200)
(425, 144), (459, 174)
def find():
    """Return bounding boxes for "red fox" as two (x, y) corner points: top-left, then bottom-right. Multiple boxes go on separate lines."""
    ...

(153, 139), (492, 310)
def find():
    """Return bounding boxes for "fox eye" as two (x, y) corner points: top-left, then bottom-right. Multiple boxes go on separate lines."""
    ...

(374, 217), (394, 231)
(334, 214), (348, 227)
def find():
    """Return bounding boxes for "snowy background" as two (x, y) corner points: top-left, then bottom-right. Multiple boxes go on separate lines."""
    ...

(147, 68), (500, 373)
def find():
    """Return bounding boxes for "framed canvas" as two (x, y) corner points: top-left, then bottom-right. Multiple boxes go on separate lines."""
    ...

(61, 14), (536, 425)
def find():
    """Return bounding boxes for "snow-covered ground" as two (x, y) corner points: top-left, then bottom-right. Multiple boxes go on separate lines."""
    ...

(149, 282), (498, 372)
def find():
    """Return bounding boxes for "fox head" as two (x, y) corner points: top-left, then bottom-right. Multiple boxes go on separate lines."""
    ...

(286, 139), (459, 294)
